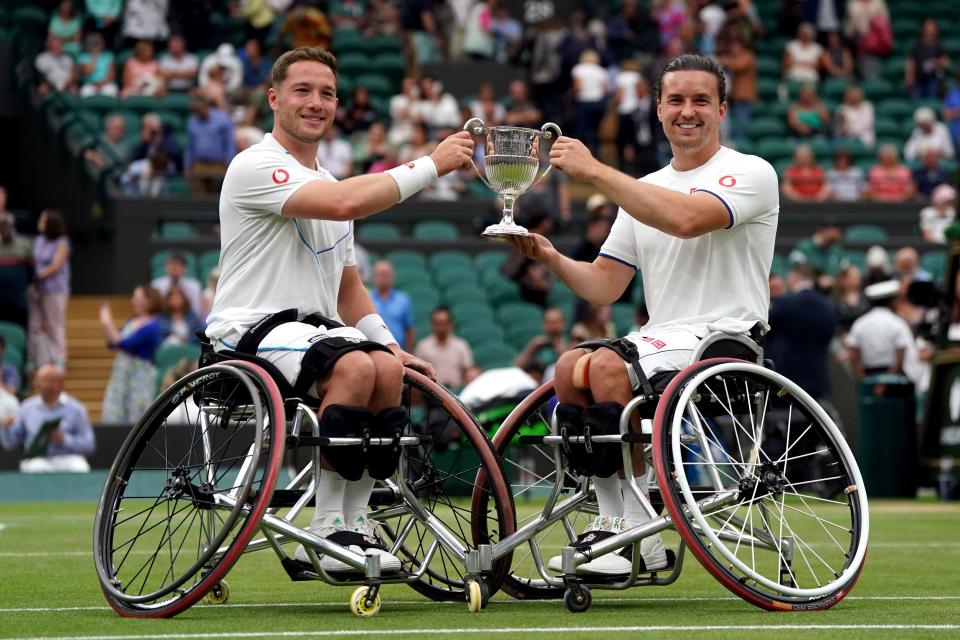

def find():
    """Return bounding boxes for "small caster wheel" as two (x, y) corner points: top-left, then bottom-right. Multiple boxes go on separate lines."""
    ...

(203, 580), (230, 605)
(349, 586), (381, 618)
(466, 579), (489, 613)
(564, 586), (591, 613)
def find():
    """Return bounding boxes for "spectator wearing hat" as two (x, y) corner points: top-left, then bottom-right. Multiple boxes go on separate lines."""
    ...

(846, 280), (911, 379)
(198, 44), (243, 95)
(863, 245), (892, 287)
(826, 147), (866, 202)
(905, 18), (950, 100)
(867, 144), (915, 203)
(920, 185), (957, 244)
(913, 149), (952, 200)
(904, 107), (955, 162)
(783, 144), (831, 202)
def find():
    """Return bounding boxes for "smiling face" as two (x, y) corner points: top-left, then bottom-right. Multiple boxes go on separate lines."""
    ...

(657, 70), (726, 153)
(269, 60), (338, 145)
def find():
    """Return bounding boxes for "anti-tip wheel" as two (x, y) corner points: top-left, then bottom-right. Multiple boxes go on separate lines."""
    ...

(466, 580), (488, 613)
(349, 587), (382, 618)
(564, 586), (591, 613)
(203, 580), (230, 605)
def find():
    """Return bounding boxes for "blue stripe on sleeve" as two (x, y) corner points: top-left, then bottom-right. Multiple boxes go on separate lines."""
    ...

(693, 189), (735, 228)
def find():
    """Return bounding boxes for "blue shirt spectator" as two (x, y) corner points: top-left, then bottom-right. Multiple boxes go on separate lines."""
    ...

(0, 365), (95, 472)
(238, 39), (271, 89)
(184, 100), (236, 170)
(945, 82), (960, 146)
(371, 260), (415, 349)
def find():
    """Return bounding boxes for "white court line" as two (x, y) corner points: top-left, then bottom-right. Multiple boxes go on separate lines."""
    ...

(5, 625), (960, 640)
(3, 595), (960, 614)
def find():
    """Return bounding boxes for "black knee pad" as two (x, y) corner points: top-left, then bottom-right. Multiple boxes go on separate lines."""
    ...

(319, 404), (374, 481)
(583, 402), (625, 478)
(556, 404), (593, 477)
(368, 406), (407, 480)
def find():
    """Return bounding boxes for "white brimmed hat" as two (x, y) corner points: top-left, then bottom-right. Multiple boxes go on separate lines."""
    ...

(864, 280), (900, 301)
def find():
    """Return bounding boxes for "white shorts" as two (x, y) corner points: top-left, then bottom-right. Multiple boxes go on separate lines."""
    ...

(621, 326), (702, 389)
(218, 321), (367, 397)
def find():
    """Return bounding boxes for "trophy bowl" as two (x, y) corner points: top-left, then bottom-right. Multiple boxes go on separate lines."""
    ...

(464, 117), (562, 238)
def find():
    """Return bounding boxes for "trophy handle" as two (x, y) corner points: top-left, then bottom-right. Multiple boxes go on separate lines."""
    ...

(463, 117), (494, 191)
(533, 122), (563, 187)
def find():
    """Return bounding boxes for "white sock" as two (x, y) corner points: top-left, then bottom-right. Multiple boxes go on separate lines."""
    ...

(592, 474), (624, 517)
(343, 471), (376, 531)
(621, 474), (650, 525)
(313, 468), (347, 528)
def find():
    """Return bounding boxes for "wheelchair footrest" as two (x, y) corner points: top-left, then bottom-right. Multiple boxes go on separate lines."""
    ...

(282, 557), (416, 583)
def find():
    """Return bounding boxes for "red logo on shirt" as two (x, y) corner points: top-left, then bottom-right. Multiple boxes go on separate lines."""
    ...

(719, 175), (736, 187)
(405, 162), (415, 169)
(272, 169), (289, 184)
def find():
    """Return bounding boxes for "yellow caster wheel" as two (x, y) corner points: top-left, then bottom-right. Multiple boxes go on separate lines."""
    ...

(349, 586), (381, 618)
(203, 581), (230, 605)
(466, 580), (483, 613)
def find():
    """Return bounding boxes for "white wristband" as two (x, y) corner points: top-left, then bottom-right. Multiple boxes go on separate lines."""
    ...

(356, 313), (398, 346)
(385, 156), (438, 202)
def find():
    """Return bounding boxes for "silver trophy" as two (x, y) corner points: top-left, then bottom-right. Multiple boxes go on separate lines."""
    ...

(464, 117), (562, 238)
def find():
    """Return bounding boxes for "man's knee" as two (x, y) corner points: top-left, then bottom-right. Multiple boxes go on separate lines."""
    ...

(324, 351), (376, 394)
(587, 349), (631, 390)
(369, 351), (404, 392)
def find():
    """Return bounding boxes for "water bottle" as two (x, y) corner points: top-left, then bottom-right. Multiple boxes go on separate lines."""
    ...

(938, 456), (955, 501)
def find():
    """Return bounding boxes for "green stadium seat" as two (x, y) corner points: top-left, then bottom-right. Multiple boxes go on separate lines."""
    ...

(874, 117), (900, 139)
(860, 78), (895, 101)
(806, 138), (832, 161)
(412, 220), (458, 240)
(354, 73), (394, 98)
(922, 251), (947, 282)
(80, 94), (120, 115)
(459, 323), (505, 348)
(770, 252), (788, 278)
(498, 302), (542, 326)
(844, 224), (889, 243)
(747, 117), (787, 139)
(364, 34), (403, 55)
(611, 303), (634, 335)
(473, 343), (516, 370)
(120, 95), (158, 113)
(158, 222), (197, 238)
(384, 250), (427, 270)
(755, 138), (795, 164)
(882, 56), (906, 84)
(370, 51), (406, 82)
(332, 27), (365, 54)
(0, 321), (26, 351)
(2, 343), (23, 371)
(357, 222), (401, 241)
(157, 111), (184, 132)
(451, 302), (496, 324)
(820, 77), (851, 102)
(487, 279), (521, 306)
(876, 98), (914, 121)
(402, 284), (441, 310)
(755, 55), (780, 77)
(159, 92), (191, 113)
(474, 250), (508, 272)
(756, 78), (780, 101)
(434, 267), (479, 289)
(337, 52), (370, 77)
(429, 250), (473, 271)
(443, 285), (487, 306)
(150, 250), (198, 280)
(198, 249), (220, 282)
(393, 265), (431, 288)
(11, 5), (47, 33)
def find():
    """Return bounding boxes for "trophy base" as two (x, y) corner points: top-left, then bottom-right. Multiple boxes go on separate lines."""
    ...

(482, 223), (529, 239)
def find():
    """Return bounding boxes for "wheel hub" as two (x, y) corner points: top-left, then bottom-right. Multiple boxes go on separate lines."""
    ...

(166, 467), (216, 509)
(738, 462), (786, 502)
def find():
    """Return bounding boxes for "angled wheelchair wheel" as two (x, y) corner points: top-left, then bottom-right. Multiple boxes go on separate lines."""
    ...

(374, 370), (516, 601)
(652, 358), (869, 611)
(473, 382), (595, 600)
(93, 361), (286, 618)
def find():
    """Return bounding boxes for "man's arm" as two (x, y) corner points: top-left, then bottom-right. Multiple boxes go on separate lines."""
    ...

(281, 131), (473, 222)
(549, 137), (730, 238)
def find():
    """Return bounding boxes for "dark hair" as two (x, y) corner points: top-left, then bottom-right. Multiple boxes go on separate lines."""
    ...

(271, 47), (337, 88)
(165, 283), (192, 313)
(41, 208), (67, 239)
(431, 306), (451, 320)
(136, 284), (166, 315)
(654, 53), (727, 104)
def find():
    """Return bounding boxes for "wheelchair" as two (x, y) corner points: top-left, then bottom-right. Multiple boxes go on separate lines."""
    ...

(92, 346), (517, 618)
(469, 331), (870, 612)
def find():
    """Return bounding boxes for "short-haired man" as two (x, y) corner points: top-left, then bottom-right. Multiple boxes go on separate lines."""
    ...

(508, 53), (779, 575)
(0, 364), (95, 472)
(205, 47), (473, 572)
(413, 307), (479, 388)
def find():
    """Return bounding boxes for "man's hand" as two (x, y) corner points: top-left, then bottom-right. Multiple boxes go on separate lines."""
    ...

(549, 136), (601, 182)
(505, 233), (559, 267)
(430, 131), (474, 176)
(389, 344), (437, 381)
(50, 428), (64, 445)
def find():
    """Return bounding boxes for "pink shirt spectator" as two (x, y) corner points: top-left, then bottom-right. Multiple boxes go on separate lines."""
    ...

(414, 335), (475, 388)
(868, 165), (914, 202)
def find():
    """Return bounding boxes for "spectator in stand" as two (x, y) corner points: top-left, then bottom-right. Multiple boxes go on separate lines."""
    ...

(0, 336), (21, 394)
(416, 77), (461, 134)
(783, 23), (823, 83)
(184, 94), (236, 194)
(789, 220), (843, 276)
(919, 184), (957, 244)
(238, 38), (271, 95)
(945, 68), (960, 146)
(832, 264), (870, 336)
(99, 285), (165, 425)
(697, 0), (727, 55)
(121, 40), (164, 97)
(0, 204), (32, 329)
(607, 0), (658, 66)
(280, 4), (332, 50)
(833, 85), (875, 147)
(515, 307), (570, 372)
(387, 77), (420, 148)
(461, 0), (494, 60)
(398, 123), (434, 170)
(653, 0), (689, 49)
(151, 252), (203, 314)
(783, 144), (831, 202)
(490, 2), (523, 64)
(504, 79), (543, 128)
(352, 121), (395, 173)
(229, 0), (277, 42)
(371, 260), (414, 350)
(28, 209), (71, 370)
(867, 144), (915, 202)
(413, 307), (479, 388)
(327, 0), (364, 30)
(721, 34), (758, 141)
(77, 32), (118, 97)
(613, 59), (643, 167)
(906, 18), (951, 100)
(35, 33), (77, 97)
(317, 124), (353, 180)
(894, 246), (932, 282)
(571, 49), (609, 156)
(84, 0), (122, 45)
(650, 37), (685, 87)
(820, 30), (854, 80)
(0, 364), (94, 473)
(571, 195), (614, 263)
(120, 149), (173, 195)
(158, 35), (198, 93)
(159, 284), (204, 345)
(787, 83), (830, 138)
(826, 147), (866, 202)
(626, 76), (660, 177)
(49, 1), (83, 56)
(339, 86), (379, 136)
(122, 0), (171, 44)
(570, 303), (616, 342)
(846, 280), (911, 379)
(84, 114), (131, 169)
(843, 0), (891, 79)
(913, 149), (951, 200)
(198, 44), (243, 96)
(128, 113), (180, 164)
(469, 82), (506, 126)
(864, 245), (892, 286)
(904, 106), (955, 162)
